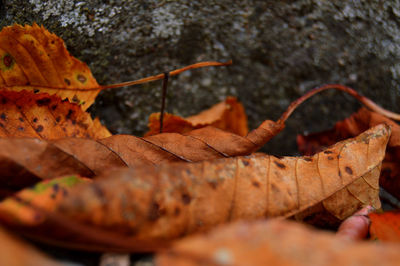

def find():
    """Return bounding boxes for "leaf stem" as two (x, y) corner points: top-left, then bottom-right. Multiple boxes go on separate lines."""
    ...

(277, 84), (400, 124)
(159, 72), (169, 133)
(100, 60), (232, 90)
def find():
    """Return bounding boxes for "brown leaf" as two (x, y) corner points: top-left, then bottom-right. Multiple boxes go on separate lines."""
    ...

(297, 107), (400, 200)
(145, 97), (248, 136)
(156, 219), (400, 266)
(46, 124), (388, 249)
(0, 226), (60, 266)
(0, 118), (281, 188)
(0, 90), (110, 139)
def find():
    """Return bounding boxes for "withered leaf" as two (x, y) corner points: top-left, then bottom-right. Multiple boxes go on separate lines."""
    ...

(0, 24), (100, 110)
(146, 97), (248, 137)
(0, 118), (281, 187)
(297, 107), (400, 200)
(0, 90), (110, 139)
(44, 124), (388, 250)
(156, 219), (400, 266)
(0, 175), (90, 226)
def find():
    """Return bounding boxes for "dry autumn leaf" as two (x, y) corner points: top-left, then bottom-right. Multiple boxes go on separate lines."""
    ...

(0, 90), (110, 139)
(156, 219), (400, 266)
(297, 107), (400, 200)
(18, 124), (384, 252)
(369, 211), (400, 242)
(0, 24), (100, 110)
(0, 175), (90, 226)
(145, 97), (248, 137)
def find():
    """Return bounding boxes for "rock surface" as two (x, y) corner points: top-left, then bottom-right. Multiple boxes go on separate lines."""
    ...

(1, 0), (400, 154)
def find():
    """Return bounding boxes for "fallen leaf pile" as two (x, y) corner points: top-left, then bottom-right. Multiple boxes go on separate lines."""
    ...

(1, 23), (400, 265)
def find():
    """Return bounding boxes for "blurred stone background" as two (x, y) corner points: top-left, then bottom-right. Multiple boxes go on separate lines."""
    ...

(1, 0), (400, 155)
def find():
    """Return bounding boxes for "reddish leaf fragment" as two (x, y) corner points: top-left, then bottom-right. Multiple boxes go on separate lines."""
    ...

(146, 97), (248, 137)
(369, 211), (400, 242)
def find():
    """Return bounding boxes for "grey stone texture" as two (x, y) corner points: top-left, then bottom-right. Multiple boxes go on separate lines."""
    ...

(1, 0), (400, 155)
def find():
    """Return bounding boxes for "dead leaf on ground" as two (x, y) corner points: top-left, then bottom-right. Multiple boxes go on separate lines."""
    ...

(297, 107), (400, 200)
(0, 23), (100, 110)
(0, 175), (90, 225)
(16, 124), (385, 252)
(156, 219), (400, 266)
(145, 97), (248, 136)
(0, 90), (110, 139)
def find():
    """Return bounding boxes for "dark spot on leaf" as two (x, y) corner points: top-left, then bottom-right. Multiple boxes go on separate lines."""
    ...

(148, 202), (165, 221)
(0, 113), (6, 120)
(174, 207), (181, 216)
(33, 89), (40, 94)
(36, 98), (51, 106)
(66, 109), (74, 120)
(72, 95), (79, 103)
(337, 154), (341, 159)
(77, 74), (87, 83)
(55, 116), (61, 123)
(1, 98), (7, 104)
(345, 166), (353, 175)
(33, 117), (38, 123)
(181, 194), (191, 205)
(18, 117), (23, 122)
(242, 160), (250, 166)
(50, 193), (57, 199)
(274, 161), (286, 169)
(3, 54), (13, 68)
(35, 125), (43, 133)
(72, 119), (76, 125)
(338, 170), (342, 177)
(324, 150), (333, 154)
(0, 122), (4, 128)
(208, 181), (218, 189)
(252, 181), (260, 188)
(91, 183), (105, 199)
(304, 157), (312, 162)
(64, 78), (71, 85)
(327, 156), (333, 160)
(51, 105), (57, 111)
(62, 98), (68, 102)
(53, 183), (59, 193)
(271, 183), (280, 193)
(18, 126), (24, 131)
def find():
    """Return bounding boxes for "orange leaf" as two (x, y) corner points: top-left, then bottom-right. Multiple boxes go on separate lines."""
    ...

(369, 211), (400, 242)
(0, 175), (90, 226)
(156, 219), (400, 266)
(0, 90), (110, 139)
(0, 24), (100, 110)
(145, 97), (248, 136)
